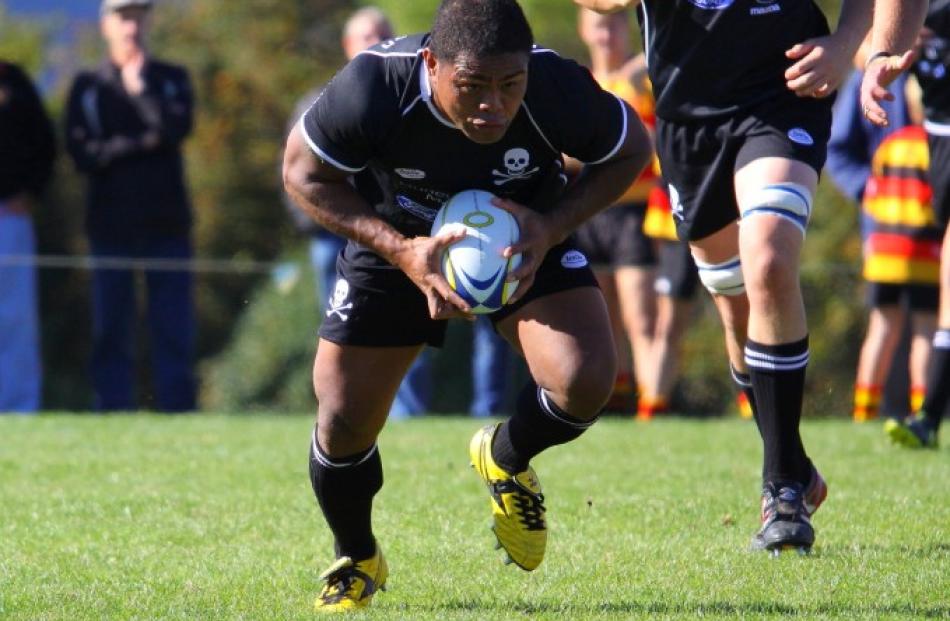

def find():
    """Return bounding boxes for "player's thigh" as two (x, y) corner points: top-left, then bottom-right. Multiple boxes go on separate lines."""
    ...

(496, 286), (616, 404)
(313, 339), (421, 442)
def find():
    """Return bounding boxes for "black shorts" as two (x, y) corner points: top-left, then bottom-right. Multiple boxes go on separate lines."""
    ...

(574, 201), (657, 268)
(866, 282), (939, 312)
(656, 94), (832, 241)
(319, 240), (598, 347)
(927, 132), (950, 226)
(654, 239), (699, 300)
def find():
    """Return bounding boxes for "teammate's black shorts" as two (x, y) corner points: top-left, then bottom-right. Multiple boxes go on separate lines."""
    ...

(654, 239), (699, 300)
(866, 282), (939, 312)
(319, 240), (598, 347)
(656, 93), (832, 242)
(574, 201), (657, 268)
(927, 132), (950, 226)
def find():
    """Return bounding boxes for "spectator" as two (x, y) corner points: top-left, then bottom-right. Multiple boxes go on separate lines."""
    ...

(573, 9), (658, 417)
(855, 116), (939, 423)
(826, 43), (917, 422)
(640, 181), (700, 418)
(65, 0), (196, 412)
(0, 60), (56, 414)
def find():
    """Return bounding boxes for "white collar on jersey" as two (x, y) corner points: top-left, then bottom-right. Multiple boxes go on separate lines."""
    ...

(418, 61), (460, 130)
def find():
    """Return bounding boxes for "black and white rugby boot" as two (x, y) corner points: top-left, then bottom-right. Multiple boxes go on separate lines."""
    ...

(750, 481), (814, 557)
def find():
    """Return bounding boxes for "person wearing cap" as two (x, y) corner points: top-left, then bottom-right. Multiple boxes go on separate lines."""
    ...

(65, 0), (197, 412)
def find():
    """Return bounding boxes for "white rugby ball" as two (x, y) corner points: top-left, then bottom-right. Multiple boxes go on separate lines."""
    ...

(430, 190), (521, 314)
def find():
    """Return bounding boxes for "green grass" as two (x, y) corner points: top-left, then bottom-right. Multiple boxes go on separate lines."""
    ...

(1, 415), (947, 620)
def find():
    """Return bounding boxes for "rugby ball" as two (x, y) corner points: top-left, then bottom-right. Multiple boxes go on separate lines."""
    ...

(430, 190), (521, 314)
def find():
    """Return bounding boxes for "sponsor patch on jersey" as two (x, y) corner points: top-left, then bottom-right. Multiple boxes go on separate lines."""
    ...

(686, 0), (735, 9)
(787, 128), (815, 146)
(560, 250), (589, 269)
(750, 0), (780, 15)
(394, 167), (426, 180)
(396, 194), (438, 221)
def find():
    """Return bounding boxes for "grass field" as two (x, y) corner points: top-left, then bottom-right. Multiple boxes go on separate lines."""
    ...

(1, 415), (947, 620)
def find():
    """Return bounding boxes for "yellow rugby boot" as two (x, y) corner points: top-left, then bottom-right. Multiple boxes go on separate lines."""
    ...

(313, 546), (387, 613)
(469, 423), (546, 571)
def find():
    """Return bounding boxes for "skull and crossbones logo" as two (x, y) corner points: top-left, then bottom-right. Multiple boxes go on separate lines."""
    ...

(492, 148), (539, 186)
(326, 279), (353, 321)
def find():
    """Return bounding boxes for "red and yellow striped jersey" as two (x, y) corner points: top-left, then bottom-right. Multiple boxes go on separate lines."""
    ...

(597, 73), (659, 204)
(862, 125), (941, 285)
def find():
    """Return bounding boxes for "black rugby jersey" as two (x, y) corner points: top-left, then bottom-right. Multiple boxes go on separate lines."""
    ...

(301, 34), (629, 242)
(915, 0), (950, 126)
(636, 0), (830, 121)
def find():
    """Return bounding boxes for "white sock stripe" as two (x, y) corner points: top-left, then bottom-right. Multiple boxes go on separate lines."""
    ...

(310, 430), (378, 469)
(743, 348), (810, 365)
(934, 330), (950, 349)
(744, 355), (810, 371)
(730, 366), (752, 387)
(537, 387), (594, 429)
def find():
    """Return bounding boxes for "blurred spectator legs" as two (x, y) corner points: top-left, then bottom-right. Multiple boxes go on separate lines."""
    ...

(0, 206), (41, 413)
(90, 234), (196, 412)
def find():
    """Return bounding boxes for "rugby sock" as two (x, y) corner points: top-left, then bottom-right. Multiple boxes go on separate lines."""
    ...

(920, 329), (950, 430)
(636, 395), (668, 420)
(852, 383), (881, 422)
(308, 430), (382, 560)
(745, 337), (811, 486)
(910, 384), (926, 415)
(730, 365), (759, 431)
(491, 382), (596, 474)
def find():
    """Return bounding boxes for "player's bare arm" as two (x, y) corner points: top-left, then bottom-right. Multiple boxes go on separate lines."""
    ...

(784, 0), (873, 98)
(860, 0), (929, 127)
(493, 103), (651, 302)
(572, 0), (640, 14)
(283, 126), (470, 319)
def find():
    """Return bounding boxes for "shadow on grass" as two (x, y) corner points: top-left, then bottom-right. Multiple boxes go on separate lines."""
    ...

(401, 599), (950, 618)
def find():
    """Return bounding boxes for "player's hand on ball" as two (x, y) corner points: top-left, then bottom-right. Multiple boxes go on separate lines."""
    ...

(491, 196), (556, 305)
(396, 229), (474, 320)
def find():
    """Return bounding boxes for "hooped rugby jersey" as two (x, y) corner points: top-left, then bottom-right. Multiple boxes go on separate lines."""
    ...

(915, 0), (950, 126)
(635, 0), (830, 121)
(301, 34), (630, 247)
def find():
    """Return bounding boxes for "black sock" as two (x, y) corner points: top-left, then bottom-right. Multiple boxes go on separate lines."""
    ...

(308, 430), (382, 560)
(745, 337), (811, 486)
(491, 382), (596, 474)
(921, 329), (950, 431)
(731, 365), (761, 437)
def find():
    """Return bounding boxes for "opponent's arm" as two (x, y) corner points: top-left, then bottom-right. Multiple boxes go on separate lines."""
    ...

(283, 125), (469, 318)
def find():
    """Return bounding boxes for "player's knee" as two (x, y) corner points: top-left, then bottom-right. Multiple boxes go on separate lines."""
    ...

(742, 245), (798, 299)
(739, 182), (813, 236)
(694, 254), (746, 296)
(547, 351), (616, 417)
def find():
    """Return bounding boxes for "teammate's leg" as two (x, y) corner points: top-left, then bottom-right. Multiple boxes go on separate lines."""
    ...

(734, 156), (826, 552)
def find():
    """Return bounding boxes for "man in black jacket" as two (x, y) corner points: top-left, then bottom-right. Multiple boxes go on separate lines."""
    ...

(65, 0), (196, 412)
(0, 60), (56, 413)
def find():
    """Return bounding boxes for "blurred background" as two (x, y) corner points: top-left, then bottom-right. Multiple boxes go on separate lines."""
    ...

(0, 0), (862, 415)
